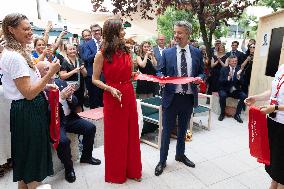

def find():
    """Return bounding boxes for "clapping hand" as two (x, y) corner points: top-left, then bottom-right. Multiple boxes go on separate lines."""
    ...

(48, 60), (60, 75)
(61, 85), (75, 100)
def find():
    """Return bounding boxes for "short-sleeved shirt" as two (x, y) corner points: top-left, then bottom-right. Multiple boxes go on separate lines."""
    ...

(0, 50), (41, 100)
(270, 64), (284, 124)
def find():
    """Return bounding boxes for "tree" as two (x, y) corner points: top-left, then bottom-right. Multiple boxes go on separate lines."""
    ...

(234, 13), (258, 38)
(157, 7), (199, 44)
(258, 0), (284, 12)
(91, 0), (257, 57)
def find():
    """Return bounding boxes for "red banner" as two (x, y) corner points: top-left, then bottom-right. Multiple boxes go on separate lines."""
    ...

(133, 74), (203, 84)
(248, 106), (270, 165)
(49, 89), (60, 149)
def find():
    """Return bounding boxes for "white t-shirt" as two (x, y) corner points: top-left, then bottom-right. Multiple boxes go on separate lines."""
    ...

(270, 64), (284, 124)
(0, 50), (41, 100)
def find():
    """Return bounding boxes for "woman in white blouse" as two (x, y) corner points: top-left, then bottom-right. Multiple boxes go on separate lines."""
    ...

(245, 64), (284, 189)
(0, 13), (60, 189)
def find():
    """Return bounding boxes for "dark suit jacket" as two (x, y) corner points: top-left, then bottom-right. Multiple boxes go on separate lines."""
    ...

(226, 50), (244, 66)
(54, 79), (79, 127)
(159, 45), (205, 108)
(80, 39), (98, 77)
(153, 46), (163, 70)
(218, 66), (244, 92)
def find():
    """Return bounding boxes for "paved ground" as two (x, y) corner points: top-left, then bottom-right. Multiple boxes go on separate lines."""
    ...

(0, 112), (271, 189)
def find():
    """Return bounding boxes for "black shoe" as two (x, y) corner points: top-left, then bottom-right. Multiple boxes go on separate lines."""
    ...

(218, 114), (225, 121)
(154, 162), (166, 176)
(65, 170), (76, 183)
(234, 114), (243, 123)
(175, 155), (195, 168)
(80, 157), (101, 165)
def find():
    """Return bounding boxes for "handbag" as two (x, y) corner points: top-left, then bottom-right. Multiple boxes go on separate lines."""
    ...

(248, 106), (270, 165)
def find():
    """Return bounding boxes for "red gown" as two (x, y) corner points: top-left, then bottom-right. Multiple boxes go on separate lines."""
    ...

(102, 50), (142, 183)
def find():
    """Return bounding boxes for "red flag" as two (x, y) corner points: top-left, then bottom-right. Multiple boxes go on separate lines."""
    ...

(248, 106), (270, 165)
(49, 89), (60, 149)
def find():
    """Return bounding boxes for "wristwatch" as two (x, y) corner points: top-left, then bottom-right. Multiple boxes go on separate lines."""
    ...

(274, 105), (279, 112)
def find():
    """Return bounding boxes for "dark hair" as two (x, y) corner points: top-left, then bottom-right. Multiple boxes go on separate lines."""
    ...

(81, 29), (91, 36)
(34, 38), (46, 48)
(90, 24), (101, 31)
(228, 55), (238, 61)
(232, 41), (239, 45)
(101, 18), (129, 63)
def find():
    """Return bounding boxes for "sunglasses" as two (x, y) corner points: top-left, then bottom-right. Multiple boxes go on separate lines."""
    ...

(250, 46), (255, 49)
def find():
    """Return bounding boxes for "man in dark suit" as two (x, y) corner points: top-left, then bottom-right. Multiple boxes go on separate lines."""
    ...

(80, 24), (104, 108)
(36, 62), (101, 183)
(155, 21), (205, 176)
(218, 55), (247, 123)
(153, 34), (166, 70)
(226, 41), (245, 66)
(153, 34), (166, 96)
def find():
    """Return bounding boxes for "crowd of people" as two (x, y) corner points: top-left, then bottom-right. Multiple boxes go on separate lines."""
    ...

(0, 12), (283, 189)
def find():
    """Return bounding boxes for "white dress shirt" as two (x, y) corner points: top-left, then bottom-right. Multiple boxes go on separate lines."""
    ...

(94, 38), (100, 53)
(158, 46), (165, 56)
(175, 44), (193, 94)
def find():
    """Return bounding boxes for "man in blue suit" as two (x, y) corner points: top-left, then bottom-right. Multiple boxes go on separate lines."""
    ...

(78, 29), (92, 59)
(80, 24), (104, 108)
(153, 34), (166, 70)
(155, 21), (205, 176)
(153, 34), (166, 96)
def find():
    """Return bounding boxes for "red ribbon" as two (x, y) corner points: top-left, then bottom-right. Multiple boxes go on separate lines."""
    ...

(48, 89), (60, 149)
(133, 74), (203, 84)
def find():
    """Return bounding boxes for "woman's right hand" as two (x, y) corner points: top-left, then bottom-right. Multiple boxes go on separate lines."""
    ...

(48, 60), (60, 75)
(244, 96), (256, 106)
(109, 87), (122, 101)
(73, 67), (81, 74)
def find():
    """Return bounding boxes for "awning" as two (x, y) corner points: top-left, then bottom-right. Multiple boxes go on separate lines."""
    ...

(47, 2), (157, 41)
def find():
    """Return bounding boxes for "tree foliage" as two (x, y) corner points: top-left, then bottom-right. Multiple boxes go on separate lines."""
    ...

(157, 7), (199, 43)
(91, 0), (258, 57)
(258, 0), (284, 12)
(234, 13), (258, 38)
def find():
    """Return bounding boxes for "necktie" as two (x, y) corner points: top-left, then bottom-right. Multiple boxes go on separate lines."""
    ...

(181, 49), (188, 92)
(232, 51), (236, 56)
(232, 67), (235, 80)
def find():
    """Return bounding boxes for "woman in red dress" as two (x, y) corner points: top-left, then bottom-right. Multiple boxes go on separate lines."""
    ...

(92, 18), (142, 184)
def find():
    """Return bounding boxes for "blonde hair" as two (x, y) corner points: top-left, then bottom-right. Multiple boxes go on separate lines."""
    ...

(2, 13), (34, 69)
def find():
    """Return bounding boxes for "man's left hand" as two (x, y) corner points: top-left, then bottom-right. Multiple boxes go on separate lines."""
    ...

(192, 77), (203, 85)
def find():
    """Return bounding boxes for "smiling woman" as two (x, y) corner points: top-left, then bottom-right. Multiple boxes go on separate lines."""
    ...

(0, 13), (60, 189)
